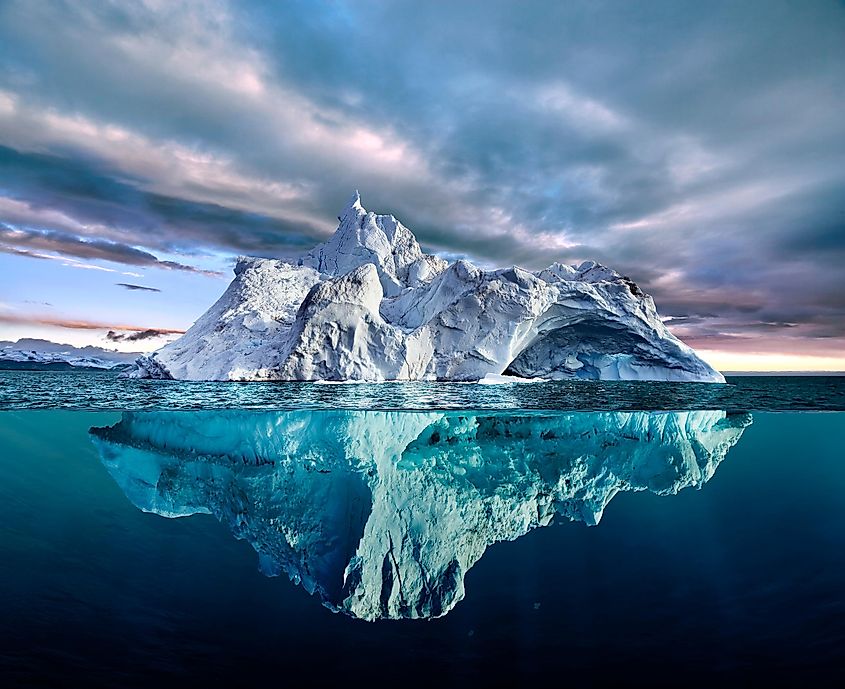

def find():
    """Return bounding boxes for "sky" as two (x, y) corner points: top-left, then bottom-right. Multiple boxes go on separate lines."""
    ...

(1, 0), (844, 370)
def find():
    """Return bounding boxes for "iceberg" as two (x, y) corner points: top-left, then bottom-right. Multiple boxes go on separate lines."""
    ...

(132, 193), (723, 382)
(91, 409), (751, 620)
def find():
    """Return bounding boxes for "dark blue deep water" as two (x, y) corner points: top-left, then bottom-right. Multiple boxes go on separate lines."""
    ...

(1, 374), (844, 687)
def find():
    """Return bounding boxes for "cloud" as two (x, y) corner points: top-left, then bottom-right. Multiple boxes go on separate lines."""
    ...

(0, 147), (323, 259)
(0, 244), (145, 276)
(106, 328), (170, 342)
(0, 311), (184, 334)
(0, 221), (223, 275)
(116, 283), (161, 292)
(0, 0), (843, 358)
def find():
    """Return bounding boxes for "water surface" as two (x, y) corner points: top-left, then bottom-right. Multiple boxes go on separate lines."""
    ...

(1, 370), (844, 411)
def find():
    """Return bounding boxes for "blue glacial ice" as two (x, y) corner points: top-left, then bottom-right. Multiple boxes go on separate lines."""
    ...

(90, 409), (751, 620)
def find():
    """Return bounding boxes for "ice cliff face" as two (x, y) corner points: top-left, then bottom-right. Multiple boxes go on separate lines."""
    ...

(132, 193), (723, 382)
(91, 409), (750, 620)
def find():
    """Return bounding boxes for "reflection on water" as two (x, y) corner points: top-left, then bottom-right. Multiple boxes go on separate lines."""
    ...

(90, 410), (751, 620)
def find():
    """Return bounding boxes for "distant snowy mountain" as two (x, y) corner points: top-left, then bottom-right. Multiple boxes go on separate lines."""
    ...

(0, 339), (139, 371)
(132, 192), (723, 382)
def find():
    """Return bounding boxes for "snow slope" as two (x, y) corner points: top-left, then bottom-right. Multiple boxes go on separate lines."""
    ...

(133, 192), (723, 382)
(91, 409), (751, 620)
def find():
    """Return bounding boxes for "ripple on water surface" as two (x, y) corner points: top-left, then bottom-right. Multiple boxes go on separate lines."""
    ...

(0, 371), (844, 411)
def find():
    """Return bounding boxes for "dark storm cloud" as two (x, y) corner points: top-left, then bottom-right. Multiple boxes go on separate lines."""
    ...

(0, 147), (325, 258)
(0, 0), (844, 355)
(116, 283), (160, 292)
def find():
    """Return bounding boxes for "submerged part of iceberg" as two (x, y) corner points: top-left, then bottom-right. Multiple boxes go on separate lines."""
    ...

(132, 193), (723, 382)
(91, 409), (750, 620)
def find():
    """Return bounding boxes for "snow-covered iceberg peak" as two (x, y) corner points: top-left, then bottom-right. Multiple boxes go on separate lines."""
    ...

(90, 409), (751, 621)
(299, 190), (447, 296)
(132, 193), (724, 382)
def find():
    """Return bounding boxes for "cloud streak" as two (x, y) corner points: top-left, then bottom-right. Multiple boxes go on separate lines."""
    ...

(116, 283), (161, 292)
(0, 222), (223, 276)
(106, 328), (170, 342)
(0, 312), (184, 334)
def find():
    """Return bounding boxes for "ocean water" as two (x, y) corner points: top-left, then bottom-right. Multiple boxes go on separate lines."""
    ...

(1, 370), (845, 410)
(1, 374), (844, 686)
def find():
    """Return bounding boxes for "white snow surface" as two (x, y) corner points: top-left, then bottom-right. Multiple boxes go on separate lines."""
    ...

(91, 409), (751, 620)
(133, 192), (723, 382)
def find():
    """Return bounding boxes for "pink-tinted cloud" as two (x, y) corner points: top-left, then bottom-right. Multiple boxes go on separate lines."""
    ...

(0, 311), (185, 334)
